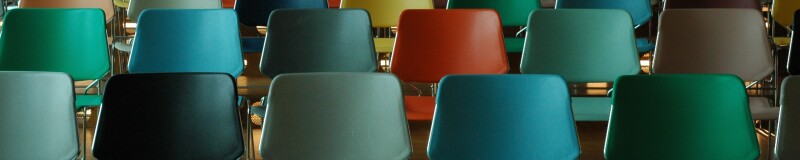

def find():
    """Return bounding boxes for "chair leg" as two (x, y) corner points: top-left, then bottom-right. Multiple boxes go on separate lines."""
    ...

(82, 107), (87, 160)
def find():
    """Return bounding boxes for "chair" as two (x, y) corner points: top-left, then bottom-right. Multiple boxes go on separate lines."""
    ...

(234, 0), (327, 52)
(665, 0), (762, 10)
(652, 9), (777, 119)
(260, 73), (411, 159)
(113, 0), (221, 52)
(260, 9), (376, 78)
(128, 9), (243, 77)
(390, 9), (509, 120)
(223, 0), (235, 8)
(773, 0), (800, 29)
(340, 0), (433, 53)
(20, 0), (115, 22)
(328, 0), (340, 8)
(777, 76), (800, 159)
(0, 8), (110, 110)
(0, 71), (79, 160)
(787, 10), (800, 75)
(93, 73), (243, 159)
(447, 0), (541, 53)
(606, 74), (759, 159)
(428, 74), (580, 159)
(555, 0), (654, 53)
(521, 9), (640, 121)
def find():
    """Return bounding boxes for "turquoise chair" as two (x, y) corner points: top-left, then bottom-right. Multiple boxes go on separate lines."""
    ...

(606, 74), (759, 159)
(776, 76), (800, 159)
(0, 71), (78, 160)
(521, 9), (640, 121)
(428, 74), (580, 160)
(447, 0), (541, 53)
(113, 0), (221, 52)
(260, 73), (411, 159)
(555, 0), (655, 53)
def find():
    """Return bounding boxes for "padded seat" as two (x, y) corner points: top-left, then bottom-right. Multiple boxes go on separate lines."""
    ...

(76, 95), (103, 109)
(571, 97), (779, 121)
(504, 38), (525, 53)
(403, 96), (435, 120)
(374, 38), (395, 53)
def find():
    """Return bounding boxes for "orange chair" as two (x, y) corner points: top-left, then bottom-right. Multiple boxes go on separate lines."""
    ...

(328, 0), (340, 8)
(222, 0), (235, 8)
(390, 9), (508, 120)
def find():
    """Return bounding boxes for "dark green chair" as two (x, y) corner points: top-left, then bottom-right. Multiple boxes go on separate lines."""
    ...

(0, 8), (110, 109)
(606, 74), (759, 159)
(446, 0), (541, 53)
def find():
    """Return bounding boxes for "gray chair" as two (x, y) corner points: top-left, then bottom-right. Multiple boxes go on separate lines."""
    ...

(0, 71), (78, 160)
(777, 76), (800, 159)
(260, 73), (411, 159)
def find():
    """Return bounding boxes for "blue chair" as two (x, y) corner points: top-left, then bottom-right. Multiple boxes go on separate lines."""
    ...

(0, 71), (79, 160)
(428, 74), (580, 159)
(234, 0), (327, 52)
(555, 0), (655, 53)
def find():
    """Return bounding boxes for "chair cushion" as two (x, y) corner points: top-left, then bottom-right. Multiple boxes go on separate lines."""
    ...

(404, 96), (435, 120)
(504, 37), (524, 53)
(76, 95), (103, 109)
(375, 38), (395, 53)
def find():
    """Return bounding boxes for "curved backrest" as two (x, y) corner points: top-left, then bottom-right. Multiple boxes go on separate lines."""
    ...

(789, 11), (800, 75)
(773, 0), (800, 29)
(340, 0), (433, 27)
(129, 9), (243, 77)
(235, 0), (327, 26)
(94, 73), (242, 159)
(260, 9), (376, 78)
(606, 74), (759, 159)
(261, 73), (411, 159)
(447, 0), (541, 26)
(390, 9), (508, 83)
(328, 0), (340, 8)
(0, 71), (78, 160)
(521, 9), (639, 83)
(127, 0), (221, 22)
(20, 0), (115, 22)
(652, 9), (773, 81)
(429, 74), (579, 159)
(665, 0), (761, 10)
(0, 9), (109, 81)
(555, 0), (652, 27)
(777, 76), (800, 159)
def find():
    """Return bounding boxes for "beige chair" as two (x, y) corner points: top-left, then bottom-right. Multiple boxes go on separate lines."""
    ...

(340, 0), (433, 53)
(113, 0), (221, 52)
(20, 0), (115, 22)
(652, 9), (777, 119)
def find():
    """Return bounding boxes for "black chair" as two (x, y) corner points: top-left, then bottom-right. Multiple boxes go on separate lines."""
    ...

(788, 10), (800, 75)
(92, 73), (243, 160)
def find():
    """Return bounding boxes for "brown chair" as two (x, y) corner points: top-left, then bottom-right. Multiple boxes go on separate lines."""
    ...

(20, 0), (115, 22)
(664, 0), (761, 10)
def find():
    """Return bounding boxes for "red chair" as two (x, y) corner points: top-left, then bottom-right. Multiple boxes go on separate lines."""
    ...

(328, 0), (340, 8)
(390, 9), (508, 120)
(222, 0), (234, 8)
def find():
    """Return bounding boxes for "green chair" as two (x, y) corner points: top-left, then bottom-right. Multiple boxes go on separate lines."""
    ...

(0, 71), (79, 160)
(0, 8), (110, 110)
(606, 74), (759, 159)
(447, 0), (541, 53)
(260, 73), (411, 159)
(521, 9), (640, 121)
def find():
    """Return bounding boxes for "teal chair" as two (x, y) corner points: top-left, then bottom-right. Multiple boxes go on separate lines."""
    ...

(428, 74), (579, 160)
(0, 8), (110, 110)
(447, 0), (541, 53)
(555, 0), (655, 53)
(776, 76), (800, 159)
(606, 74), (759, 159)
(0, 71), (79, 160)
(113, 0), (221, 52)
(234, 0), (328, 52)
(521, 9), (640, 121)
(260, 73), (411, 159)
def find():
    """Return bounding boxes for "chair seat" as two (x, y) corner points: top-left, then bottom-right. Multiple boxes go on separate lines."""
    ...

(405, 96), (435, 121)
(636, 38), (654, 53)
(112, 41), (132, 52)
(774, 37), (791, 47)
(374, 38), (395, 53)
(241, 37), (265, 53)
(572, 96), (778, 121)
(504, 37), (524, 53)
(113, 0), (129, 8)
(76, 95), (103, 109)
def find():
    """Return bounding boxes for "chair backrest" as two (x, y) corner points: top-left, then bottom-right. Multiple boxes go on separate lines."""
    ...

(429, 74), (579, 159)
(328, 0), (340, 8)
(260, 9), (376, 78)
(665, 0), (761, 10)
(652, 9), (772, 81)
(789, 11), (800, 75)
(447, 0), (541, 26)
(390, 9), (508, 83)
(606, 74), (759, 159)
(235, 0), (327, 26)
(127, 0), (221, 22)
(773, 0), (800, 29)
(20, 0), (115, 22)
(93, 73), (243, 159)
(128, 9), (243, 77)
(340, 0), (433, 27)
(261, 73), (411, 159)
(0, 9), (109, 81)
(0, 71), (78, 160)
(222, 0), (235, 8)
(778, 76), (800, 159)
(555, 0), (652, 28)
(521, 9), (639, 83)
